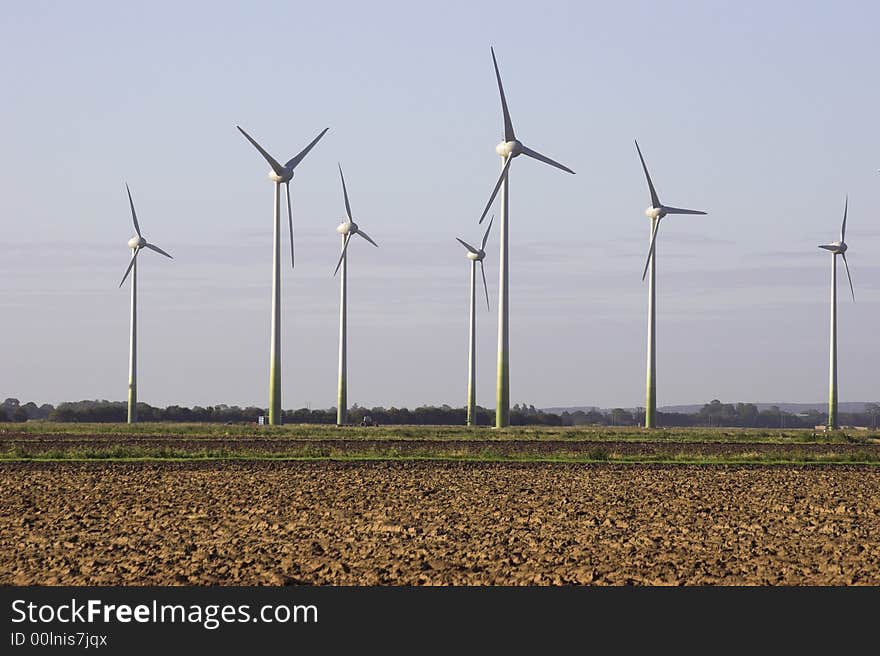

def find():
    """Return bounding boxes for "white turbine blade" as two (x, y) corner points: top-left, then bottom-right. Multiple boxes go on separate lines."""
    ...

(286, 182), (295, 269)
(642, 220), (660, 282)
(285, 127), (329, 171)
(144, 243), (173, 259)
(125, 183), (142, 237)
(338, 163), (353, 221)
(479, 155), (512, 224)
(456, 237), (479, 255)
(662, 206), (707, 216)
(490, 47), (516, 142)
(333, 234), (351, 277)
(119, 249), (140, 287)
(842, 252), (855, 301)
(634, 140), (661, 208)
(357, 229), (379, 248)
(480, 260), (490, 312)
(520, 145), (575, 174)
(480, 214), (494, 250)
(237, 126), (286, 178)
(841, 195), (848, 242)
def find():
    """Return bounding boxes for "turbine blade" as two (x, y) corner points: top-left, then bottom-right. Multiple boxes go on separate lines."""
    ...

(357, 229), (379, 248)
(125, 183), (142, 237)
(456, 237), (479, 255)
(286, 182), (295, 269)
(119, 249), (139, 287)
(642, 219), (660, 282)
(285, 127), (329, 171)
(479, 155), (512, 224)
(818, 244), (837, 251)
(144, 243), (173, 259)
(662, 206), (707, 216)
(480, 260), (490, 311)
(520, 145), (575, 174)
(237, 126), (286, 178)
(481, 214), (494, 250)
(338, 163), (353, 221)
(841, 195), (848, 242)
(333, 234), (351, 277)
(842, 252), (855, 301)
(634, 140), (661, 208)
(490, 47), (516, 142)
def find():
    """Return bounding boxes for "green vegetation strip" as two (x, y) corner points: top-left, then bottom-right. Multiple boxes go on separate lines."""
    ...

(3, 422), (878, 444)
(3, 446), (880, 466)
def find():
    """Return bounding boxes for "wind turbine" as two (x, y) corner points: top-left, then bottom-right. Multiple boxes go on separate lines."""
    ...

(818, 196), (855, 430)
(333, 164), (379, 427)
(237, 125), (329, 425)
(634, 140), (706, 429)
(118, 184), (173, 424)
(457, 215), (494, 427)
(477, 47), (575, 428)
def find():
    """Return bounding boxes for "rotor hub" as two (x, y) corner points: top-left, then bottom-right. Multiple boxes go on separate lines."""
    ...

(645, 206), (665, 220)
(128, 236), (146, 250)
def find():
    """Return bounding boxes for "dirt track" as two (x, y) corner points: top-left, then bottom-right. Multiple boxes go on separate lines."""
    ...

(2, 461), (878, 585)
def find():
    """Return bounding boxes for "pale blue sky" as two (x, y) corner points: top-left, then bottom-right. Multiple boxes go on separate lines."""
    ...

(1, 1), (878, 409)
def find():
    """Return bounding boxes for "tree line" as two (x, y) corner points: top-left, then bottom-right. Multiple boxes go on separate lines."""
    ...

(2, 398), (879, 428)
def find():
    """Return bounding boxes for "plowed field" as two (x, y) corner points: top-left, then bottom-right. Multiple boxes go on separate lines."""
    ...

(2, 461), (878, 585)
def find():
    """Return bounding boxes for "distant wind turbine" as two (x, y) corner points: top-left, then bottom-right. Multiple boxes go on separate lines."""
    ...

(634, 140), (706, 429)
(818, 196), (855, 430)
(118, 184), (173, 424)
(237, 125), (329, 424)
(477, 47), (575, 428)
(334, 164), (379, 426)
(457, 215), (494, 427)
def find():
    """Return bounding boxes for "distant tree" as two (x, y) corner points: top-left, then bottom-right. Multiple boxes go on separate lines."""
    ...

(609, 408), (633, 426)
(12, 406), (28, 422)
(866, 403), (880, 430)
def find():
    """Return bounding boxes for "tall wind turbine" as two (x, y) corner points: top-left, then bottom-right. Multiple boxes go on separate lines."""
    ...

(634, 140), (706, 429)
(818, 196), (855, 429)
(237, 125), (329, 425)
(477, 47), (575, 428)
(118, 184), (173, 424)
(333, 164), (379, 427)
(457, 215), (494, 427)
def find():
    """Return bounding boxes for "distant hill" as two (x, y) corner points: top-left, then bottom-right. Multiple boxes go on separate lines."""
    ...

(544, 402), (874, 415)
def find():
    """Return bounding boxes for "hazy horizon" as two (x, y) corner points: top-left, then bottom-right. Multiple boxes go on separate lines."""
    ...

(2, 1), (878, 410)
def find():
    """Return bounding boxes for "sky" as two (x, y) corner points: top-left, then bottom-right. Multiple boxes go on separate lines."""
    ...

(1, 1), (878, 410)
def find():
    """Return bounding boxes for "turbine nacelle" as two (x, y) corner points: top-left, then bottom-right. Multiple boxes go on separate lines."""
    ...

(819, 241), (847, 255)
(268, 168), (294, 184)
(128, 236), (147, 250)
(495, 140), (522, 158)
(337, 220), (358, 236)
(466, 249), (485, 262)
(645, 206), (666, 220)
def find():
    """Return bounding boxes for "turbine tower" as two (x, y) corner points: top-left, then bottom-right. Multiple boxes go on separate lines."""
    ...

(634, 140), (706, 429)
(237, 125), (329, 425)
(818, 197), (855, 430)
(333, 164), (379, 427)
(118, 184), (173, 424)
(456, 215), (494, 426)
(478, 47), (575, 428)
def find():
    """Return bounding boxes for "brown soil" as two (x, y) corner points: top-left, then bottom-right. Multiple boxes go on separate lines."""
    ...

(1, 461), (878, 585)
